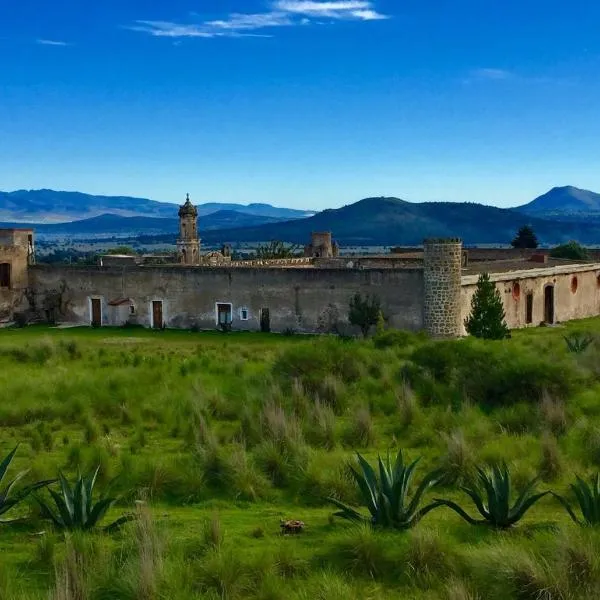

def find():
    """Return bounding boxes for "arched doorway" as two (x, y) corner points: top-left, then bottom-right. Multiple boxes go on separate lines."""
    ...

(544, 285), (555, 324)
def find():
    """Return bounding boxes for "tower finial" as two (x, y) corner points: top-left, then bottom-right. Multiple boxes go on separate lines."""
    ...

(186, 193), (190, 202)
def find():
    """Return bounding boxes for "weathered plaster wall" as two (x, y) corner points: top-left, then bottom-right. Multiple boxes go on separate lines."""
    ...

(461, 264), (600, 333)
(0, 230), (32, 320)
(28, 265), (425, 333)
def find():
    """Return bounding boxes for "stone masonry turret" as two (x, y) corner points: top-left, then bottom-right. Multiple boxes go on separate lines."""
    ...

(423, 238), (463, 338)
(177, 194), (201, 266)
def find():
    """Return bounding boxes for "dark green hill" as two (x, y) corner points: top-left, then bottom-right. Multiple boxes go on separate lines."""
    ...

(200, 197), (600, 246)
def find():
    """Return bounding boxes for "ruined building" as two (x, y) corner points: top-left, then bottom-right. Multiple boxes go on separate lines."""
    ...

(2, 195), (600, 337)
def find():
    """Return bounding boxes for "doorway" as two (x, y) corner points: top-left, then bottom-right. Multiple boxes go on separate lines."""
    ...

(260, 308), (271, 333)
(216, 303), (232, 326)
(525, 293), (534, 325)
(0, 263), (10, 288)
(544, 286), (554, 324)
(152, 301), (163, 329)
(91, 298), (102, 327)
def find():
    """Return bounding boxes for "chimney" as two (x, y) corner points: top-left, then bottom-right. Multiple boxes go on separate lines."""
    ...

(530, 253), (548, 264)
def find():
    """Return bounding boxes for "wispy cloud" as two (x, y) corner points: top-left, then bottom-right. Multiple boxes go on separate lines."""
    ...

(470, 68), (514, 81)
(465, 67), (570, 86)
(36, 39), (70, 46)
(128, 1), (388, 40)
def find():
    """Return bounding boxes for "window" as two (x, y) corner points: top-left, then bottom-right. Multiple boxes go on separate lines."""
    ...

(525, 293), (534, 324)
(129, 303), (136, 315)
(0, 263), (11, 288)
(512, 281), (521, 300)
(240, 307), (249, 321)
(571, 276), (578, 294)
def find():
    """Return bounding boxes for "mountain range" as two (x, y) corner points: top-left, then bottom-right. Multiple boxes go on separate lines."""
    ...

(0, 189), (312, 223)
(2, 185), (600, 246)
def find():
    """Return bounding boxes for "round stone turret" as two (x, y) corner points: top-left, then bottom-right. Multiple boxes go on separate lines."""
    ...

(304, 231), (335, 258)
(423, 238), (463, 338)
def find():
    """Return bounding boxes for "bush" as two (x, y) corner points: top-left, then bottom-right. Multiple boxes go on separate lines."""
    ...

(550, 241), (589, 260)
(273, 339), (364, 396)
(410, 339), (580, 408)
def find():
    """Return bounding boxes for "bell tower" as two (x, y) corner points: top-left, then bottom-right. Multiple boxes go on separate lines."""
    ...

(177, 194), (201, 265)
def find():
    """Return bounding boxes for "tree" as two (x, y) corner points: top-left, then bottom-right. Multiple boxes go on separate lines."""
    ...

(550, 241), (589, 261)
(465, 273), (510, 340)
(254, 241), (300, 260)
(106, 246), (136, 256)
(511, 225), (539, 249)
(349, 293), (381, 338)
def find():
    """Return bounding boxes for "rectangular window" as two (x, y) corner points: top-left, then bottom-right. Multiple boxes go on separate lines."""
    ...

(526, 293), (534, 325)
(0, 263), (10, 288)
(240, 307), (249, 321)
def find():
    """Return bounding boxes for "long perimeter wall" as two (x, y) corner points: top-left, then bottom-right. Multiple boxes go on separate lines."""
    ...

(27, 265), (425, 333)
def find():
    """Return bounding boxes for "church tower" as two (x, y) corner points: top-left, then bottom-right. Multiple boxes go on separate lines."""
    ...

(177, 194), (201, 265)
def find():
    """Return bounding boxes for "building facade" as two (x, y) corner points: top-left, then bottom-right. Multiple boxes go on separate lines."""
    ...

(2, 196), (600, 336)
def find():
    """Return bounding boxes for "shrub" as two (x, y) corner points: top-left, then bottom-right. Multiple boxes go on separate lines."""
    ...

(564, 332), (594, 354)
(343, 406), (374, 448)
(328, 450), (444, 529)
(410, 339), (579, 408)
(550, 240), (589, 260)
(373, 329), (421, 350)
(539, 392), (567, 436)
(273, 339), (364, 396)
(539, 434), (563, 482)
(438, 430), (476, 486)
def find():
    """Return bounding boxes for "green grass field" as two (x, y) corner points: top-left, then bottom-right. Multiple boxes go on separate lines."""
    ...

(2, 322), (600, 599)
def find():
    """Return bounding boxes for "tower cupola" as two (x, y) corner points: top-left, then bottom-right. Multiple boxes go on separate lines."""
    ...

(177, 193), (201, 265)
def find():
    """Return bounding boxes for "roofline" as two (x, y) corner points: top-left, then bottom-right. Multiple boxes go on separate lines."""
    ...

(461, 262), (600, 285)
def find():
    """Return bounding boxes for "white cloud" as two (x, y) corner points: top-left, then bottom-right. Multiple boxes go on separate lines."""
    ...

(274, 1), (388, 20)
(129, 1), (387, 40)
(36, 39), (70, 46)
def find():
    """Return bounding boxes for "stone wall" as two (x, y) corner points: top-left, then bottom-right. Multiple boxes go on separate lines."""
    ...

(423, 239), (463, 338)
(0, 230), (33, 321)
(461, 263), (600, 333)
(27, 264), (425, 333)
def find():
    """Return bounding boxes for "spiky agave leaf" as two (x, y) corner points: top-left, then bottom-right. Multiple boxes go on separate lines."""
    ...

(327, 450), (444, 529)
(0, 445), (55, 522)
(436, 463), (548, 528)
(36, 466), (133, 532)
(553, 474), (600, 526)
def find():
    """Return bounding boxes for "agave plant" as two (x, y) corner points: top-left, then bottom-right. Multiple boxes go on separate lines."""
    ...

(552, 474), (600, 526)
(327, 450), (444, 529)
(36, 467), (133, 532)
(564, 333), (594, 354)
(0, 445), (54, 522)
(435, 463), (549, 529)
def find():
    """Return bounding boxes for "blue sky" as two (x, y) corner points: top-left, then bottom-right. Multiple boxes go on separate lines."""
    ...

(1, 0), (599, 210)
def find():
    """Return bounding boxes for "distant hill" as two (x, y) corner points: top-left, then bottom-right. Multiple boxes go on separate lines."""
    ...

(515, 186), (600, 221)
(0, 189), (312, 223)
(0, 210), (289, 238)
(198, 197), (600, 246)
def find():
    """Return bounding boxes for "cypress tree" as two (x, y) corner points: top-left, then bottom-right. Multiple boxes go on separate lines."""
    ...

(511, 225), (539, 249)
(465, 273), (510, 340)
